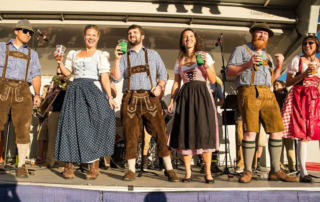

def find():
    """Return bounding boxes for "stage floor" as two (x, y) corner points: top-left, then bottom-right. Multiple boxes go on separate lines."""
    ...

(1, 164), (320, 192)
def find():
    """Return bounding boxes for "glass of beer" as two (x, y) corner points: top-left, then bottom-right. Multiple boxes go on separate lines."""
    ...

(118, 39), (128, 54)
(308, 62), (318, 74)
(55, 45), (66, 61)
(256, 51), (263, 65)
(195, 51), (205, 66)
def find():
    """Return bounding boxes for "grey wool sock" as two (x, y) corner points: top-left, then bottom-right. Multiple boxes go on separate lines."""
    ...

(268, 139), (282, 172)
(242, 140), (256, 172)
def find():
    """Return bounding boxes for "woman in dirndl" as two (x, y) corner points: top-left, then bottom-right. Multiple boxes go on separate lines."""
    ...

(53, 25), (117, 180)
(168, 28), (219, 183)
(281, 34), (320, 183)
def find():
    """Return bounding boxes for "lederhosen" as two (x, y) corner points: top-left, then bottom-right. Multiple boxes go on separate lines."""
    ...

(121, 49), (171, 159)
(0, 44), (33, 144)
(237, 45), (284, 133)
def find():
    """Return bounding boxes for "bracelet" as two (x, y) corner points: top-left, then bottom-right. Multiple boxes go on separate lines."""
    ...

(35, 92), (40, 96)
(204, 64), (209, 69)
(107, 96), (114, 99)
(156, 85), (163, 91)
(276, 65), (281, 69)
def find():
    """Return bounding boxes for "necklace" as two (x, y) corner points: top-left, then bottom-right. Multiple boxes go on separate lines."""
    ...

(306, 56), (316, 62)
(185, 54), (195, 60)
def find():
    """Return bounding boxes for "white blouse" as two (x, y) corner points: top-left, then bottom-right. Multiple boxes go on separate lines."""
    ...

(65, 50), (111, 76)
(287, 55), (320, 78)
(173, 53), (215, 74)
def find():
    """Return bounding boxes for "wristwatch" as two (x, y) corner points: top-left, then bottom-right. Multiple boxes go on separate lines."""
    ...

(156, 85), (163, 90)
(35, 92), (40, 96)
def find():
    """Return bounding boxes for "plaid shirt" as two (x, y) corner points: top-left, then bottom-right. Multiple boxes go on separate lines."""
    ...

(0, 39), (41, 83)
(112, 47), (167, 92)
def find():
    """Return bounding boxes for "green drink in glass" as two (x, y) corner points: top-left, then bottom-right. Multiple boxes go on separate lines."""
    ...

(195, 51), (205, 66)
(118, 39), (128, 54)
(256, 50), (263, 65)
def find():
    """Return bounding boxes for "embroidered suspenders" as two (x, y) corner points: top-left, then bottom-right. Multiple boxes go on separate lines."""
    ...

(242, 45), (273, 85)
(126, 49), (153, 92)
(2, 44), (32, 84)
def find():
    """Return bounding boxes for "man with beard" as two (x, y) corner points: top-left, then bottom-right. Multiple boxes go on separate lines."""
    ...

(226, 22), (299, 183)
(112, 24), (178, 182)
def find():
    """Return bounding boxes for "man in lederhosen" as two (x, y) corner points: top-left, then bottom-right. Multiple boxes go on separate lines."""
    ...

(112, 24), (178, 182)
(226, 22), (299, 183)
(0, 19), (41, 178)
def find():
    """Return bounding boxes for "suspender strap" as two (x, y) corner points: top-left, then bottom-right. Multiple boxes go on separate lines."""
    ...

(242, 45), (257, 85)
(265, 53), (273, 84)
(144, 50), (153, 89)
(24, 48), (32, 82)
(2, 44), (10, 80)
(127, 53), (131, 91)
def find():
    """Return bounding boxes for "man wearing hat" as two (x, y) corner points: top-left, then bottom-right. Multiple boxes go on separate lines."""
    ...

(226, 22), (298, 183)
(0, 19), (41, 177)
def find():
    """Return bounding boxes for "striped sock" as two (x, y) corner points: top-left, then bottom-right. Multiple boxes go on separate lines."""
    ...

(268, 139), (282, 172)
(242, 140), (256, 172)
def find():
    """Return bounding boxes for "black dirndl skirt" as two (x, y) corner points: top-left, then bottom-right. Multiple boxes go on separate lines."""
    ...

(54, 78), (116, 163)
(169, 81), (217, 150)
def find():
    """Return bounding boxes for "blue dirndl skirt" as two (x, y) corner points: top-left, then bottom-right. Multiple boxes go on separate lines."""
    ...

(54, 78), (116, 163)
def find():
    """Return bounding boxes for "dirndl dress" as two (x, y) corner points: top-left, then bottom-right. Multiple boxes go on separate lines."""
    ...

(54, 50), (116, 163)
(169, 56), (219, 155)
(281, 56), (320, 140)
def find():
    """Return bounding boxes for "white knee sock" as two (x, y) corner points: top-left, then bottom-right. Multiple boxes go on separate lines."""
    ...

(297, 141), (308, 177)
(162, 156), (173, 171)
(128, 158), (136, 173)
(17, 143), (29, 168)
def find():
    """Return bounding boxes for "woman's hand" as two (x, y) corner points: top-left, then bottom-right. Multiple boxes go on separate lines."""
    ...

(108, 99), (117, 110)
(168, 102), (174, 114)
(200, 52), (208, 66)
(302, 65), (317, 77)
(54, 52), (65, 64)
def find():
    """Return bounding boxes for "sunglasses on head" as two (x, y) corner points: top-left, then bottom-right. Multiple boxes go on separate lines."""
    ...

(17, 28), (34, 36)
(85, 24), (98, 29)
(303, 41), (315, 46)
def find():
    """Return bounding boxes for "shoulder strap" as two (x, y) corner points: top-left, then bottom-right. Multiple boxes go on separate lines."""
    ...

(265, 53), (273, 84)
(2, 44), (10, 80)
(24, 48), (32, 82)
(298, 57), (302, 74)
(242, 45), (256, 85)
(144, 49), (153, 89)
(126, 52), (131, 91)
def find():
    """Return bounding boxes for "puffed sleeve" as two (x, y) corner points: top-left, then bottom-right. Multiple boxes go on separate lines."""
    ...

(287, 56), (300, 75)
(64, 50), (76, 73)
(98, 51), (111, 74)
(174, 59), (180, 74)
(206, 53), (215, 66)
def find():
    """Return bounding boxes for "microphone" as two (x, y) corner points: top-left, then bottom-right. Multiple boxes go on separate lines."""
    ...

(35, 28), (48, 42)
(215, 33), (223, 46)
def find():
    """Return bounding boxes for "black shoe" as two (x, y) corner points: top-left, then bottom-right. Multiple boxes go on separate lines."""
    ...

(181, 175), (193, 182)
(300, 175), (314, 183)
(204, 175), (215, 184)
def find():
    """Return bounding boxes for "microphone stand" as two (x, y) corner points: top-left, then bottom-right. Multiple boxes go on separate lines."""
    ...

(215, 34), (233, 175)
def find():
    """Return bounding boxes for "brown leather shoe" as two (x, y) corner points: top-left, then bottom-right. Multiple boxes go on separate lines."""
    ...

(86, 160), (99, 180)
(16, 164), (28, 178)
(268, 170), (299, 182)
(164, 169), (179, 182)
(63, 162), (74, 179)
(123, 170), (136, 181)
(238, 170), (252, 183)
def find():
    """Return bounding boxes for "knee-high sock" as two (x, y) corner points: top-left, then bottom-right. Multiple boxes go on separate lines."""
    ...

(128, 158), (136, 173)
(163, 156), (173, 171)
(268, 139), (282, 173)
(298, 141), (308, 177)
(17, 143), (29, 168)
(242, 140), (256, 172)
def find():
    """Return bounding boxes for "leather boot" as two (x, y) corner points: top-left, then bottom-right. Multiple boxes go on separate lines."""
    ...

(63, 162), (74, 179)
(86, 160), (99, 180)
